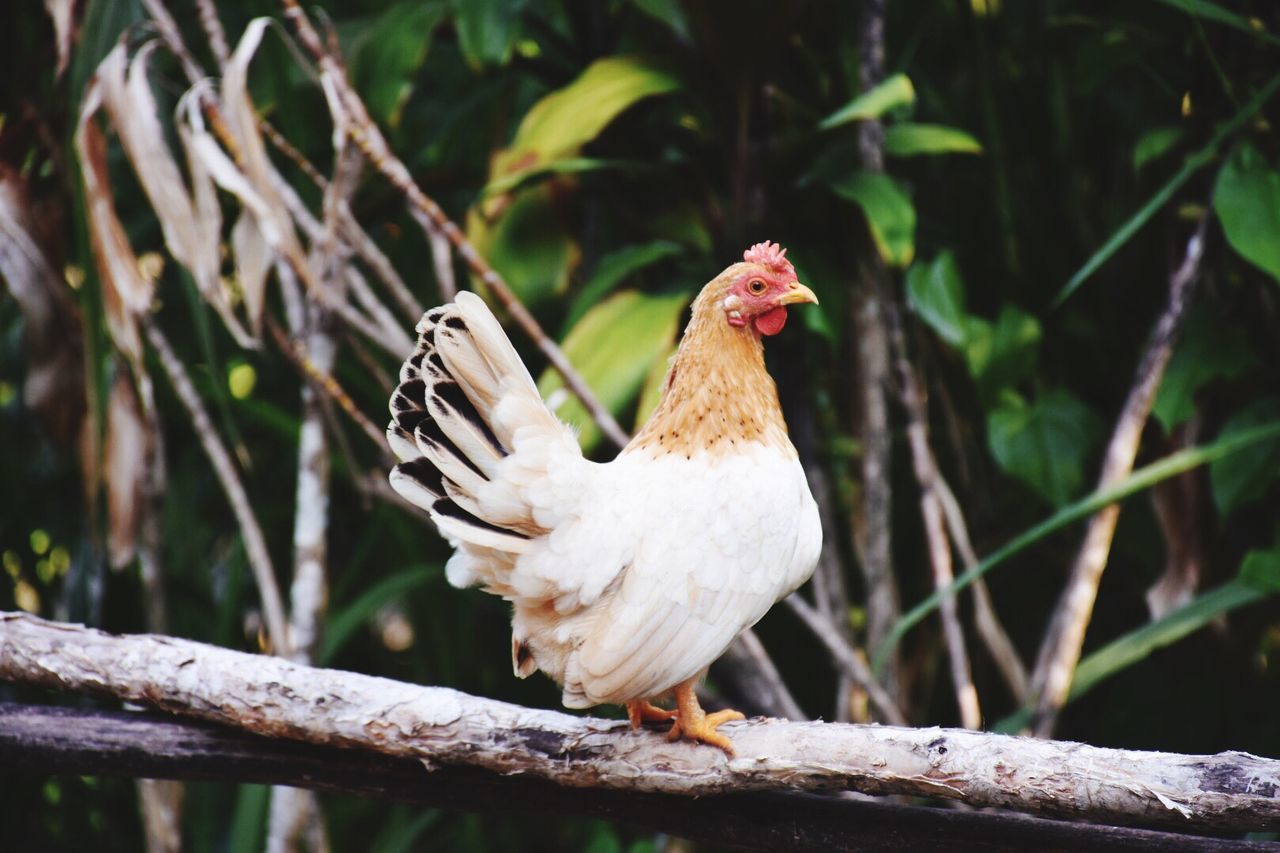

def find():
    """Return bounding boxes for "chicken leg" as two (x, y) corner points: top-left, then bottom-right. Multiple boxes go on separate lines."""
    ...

(665, 679), (745, 755)
(626, 699), (677, 730)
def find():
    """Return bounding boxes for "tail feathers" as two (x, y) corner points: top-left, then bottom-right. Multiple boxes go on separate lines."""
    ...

(388, 292), (565, 558)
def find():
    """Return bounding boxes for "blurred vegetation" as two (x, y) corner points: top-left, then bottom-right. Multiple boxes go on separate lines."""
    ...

(2, 0), (1280, 849)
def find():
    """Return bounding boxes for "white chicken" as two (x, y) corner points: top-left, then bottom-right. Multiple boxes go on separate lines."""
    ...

(387, 241), (821, 753)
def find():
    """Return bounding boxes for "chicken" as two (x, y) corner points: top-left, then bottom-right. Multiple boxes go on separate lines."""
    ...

(387, 241), (821, 754)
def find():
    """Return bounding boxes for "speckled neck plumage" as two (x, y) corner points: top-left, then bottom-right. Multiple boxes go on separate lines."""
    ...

(627, 274), (793, 459)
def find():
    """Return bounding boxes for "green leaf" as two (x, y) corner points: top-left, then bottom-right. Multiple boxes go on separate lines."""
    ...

(830, 172), (916, 268)
(349, 1), (448, 128)
(874, 417), (1280, 674)
(319, 566), (439, 665)
(1210, 396), (1280, 516)
(883, 123), (982, 157)
(633, 341), (675, 432)
(1152, 308), (1255, 431)
(495, 56), (680, 183)
(820, 73), (916, 129)
(963, 304), (1042, 401)
(1151, 0), (1280, 48)
(994, 576), (1268, 729)
(1213, 142), (1280, 285)
(1239, 540), (1280, 593)
(450, 0), (523, 68)
(565, 241), (683, 330)
(987, 389), (1103, 507)
(538, 290), (690, 452)
(1132, 125), (1183, 172)
(482, 157), (644, 197)
(1053, 73), (1280, 309)
(906, 251), (968, 347)
(467, 185), (579, 307)
(628, 0), (692, 41)
(227, 785), (269, 853)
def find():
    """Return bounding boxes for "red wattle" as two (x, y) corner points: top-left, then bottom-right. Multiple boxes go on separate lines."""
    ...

(754, 306), (788, 336)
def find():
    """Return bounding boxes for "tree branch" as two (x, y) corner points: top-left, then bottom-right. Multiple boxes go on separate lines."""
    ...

(4, 613), (1272, 832)
(8, 704), (1273, 853)
(1029, 218), (1208, 737)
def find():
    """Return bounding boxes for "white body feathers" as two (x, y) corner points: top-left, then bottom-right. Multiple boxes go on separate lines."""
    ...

(388, 291), (821, 708)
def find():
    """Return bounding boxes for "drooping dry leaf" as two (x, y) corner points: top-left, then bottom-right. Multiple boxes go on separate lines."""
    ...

(215, 18), (306, 332)
(0, 167), (85, 448)
(76, 73), (154, 362)
(42, 0), (78, 80)
(105, 370), (150, 569)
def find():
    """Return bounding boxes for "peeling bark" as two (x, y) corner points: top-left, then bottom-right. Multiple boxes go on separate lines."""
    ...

(2, 613), (1276, 833)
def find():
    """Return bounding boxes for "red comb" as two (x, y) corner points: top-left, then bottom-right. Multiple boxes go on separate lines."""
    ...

(743, 241), (795, 277)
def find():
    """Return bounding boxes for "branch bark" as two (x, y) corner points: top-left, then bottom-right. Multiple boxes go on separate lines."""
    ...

(9, 705), (1272, 853)
(4, 613), (1275, 833)
(1029, 219), (1207, 737)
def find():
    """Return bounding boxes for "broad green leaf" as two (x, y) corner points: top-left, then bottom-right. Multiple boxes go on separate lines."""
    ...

(1152, 308), (1255, 431)
(633, 341), (676, 431)
(1213, 142), (1280, 285)
(1132, 125), (1183, 172)
(494, 56), (680, 183)
(1239, 540), (1280, 592)
(482, 157), (642, 197)
(906, 251), (968, 347)
(874, 418), (1280, 674)
(830, 172), (916, 268)
(349, 1), (447, 128)
(1210, 396), (1280, 516)
(227, 785), (269, 853)
(565, 241), (683, 330)
(1053, 73), (1280, 309)
(319, 566), (439, 665)
(538, 290), (690, 452)
(963, 304), (1041, 401)
(987, 388), (1103, 507)
(629, 0), (692, 41)
(883, 123), (982, 157)
(450, 0), (522, 68)
(820, 73), (915, 129)
(467, 185), (579, 307)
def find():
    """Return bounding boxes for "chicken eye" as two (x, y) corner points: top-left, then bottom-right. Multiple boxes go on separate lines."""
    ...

(747, 279), (767, 295)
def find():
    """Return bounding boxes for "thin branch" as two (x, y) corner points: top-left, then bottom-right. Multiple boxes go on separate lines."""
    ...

(1029, 218), (1208, 738)
(935, 474), (1030, 702)
(785, 594), (907, 726)
(278, 0), (630, 450)
(851, 0), (902, 700)
(4, 613), (1278, 832)
(144, 323), (291, 657)
(886, 301), (981, 729)
(258, 118), (425, 323)
(266, 316), (389, 456)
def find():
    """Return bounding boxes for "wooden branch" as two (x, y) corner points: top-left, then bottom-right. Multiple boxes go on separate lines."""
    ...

(2, 613), (1276, 833)
(1029, 218), (1207, 737)
(6, 704), (1275, 853)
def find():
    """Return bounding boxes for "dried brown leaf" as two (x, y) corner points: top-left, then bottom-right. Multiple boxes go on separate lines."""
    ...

(76, 74), (154, 362)
(106, 370), (150, 569)
(42, 0), (78, 80)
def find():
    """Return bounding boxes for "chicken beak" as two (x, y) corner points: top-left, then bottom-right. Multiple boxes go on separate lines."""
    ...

(779, 282), (819, 306)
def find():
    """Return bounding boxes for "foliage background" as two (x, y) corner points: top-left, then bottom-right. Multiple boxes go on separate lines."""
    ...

(2, 0), (1279, 849)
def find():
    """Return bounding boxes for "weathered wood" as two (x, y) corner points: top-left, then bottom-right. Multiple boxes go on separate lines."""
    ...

(1, 612), (1278, 834)
(4, 703), (1275, 853)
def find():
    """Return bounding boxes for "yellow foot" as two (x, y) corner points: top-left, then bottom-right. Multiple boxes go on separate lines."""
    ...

(665, 680), (745, 756)
(626, 700), (677, 730)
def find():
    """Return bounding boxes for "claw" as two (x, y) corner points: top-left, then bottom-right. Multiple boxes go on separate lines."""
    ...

(665, 680), (744, 756)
